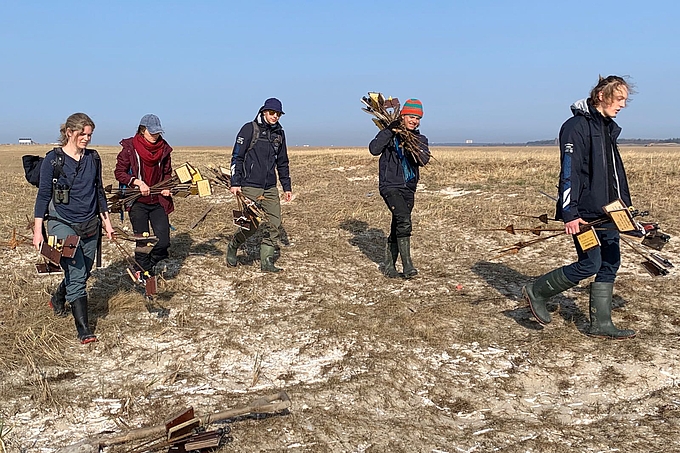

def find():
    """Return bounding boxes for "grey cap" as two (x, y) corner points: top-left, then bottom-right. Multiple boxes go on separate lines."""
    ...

(139, 114), (164, 134)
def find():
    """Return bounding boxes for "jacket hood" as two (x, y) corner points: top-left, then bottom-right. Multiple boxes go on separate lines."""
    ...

(570, 98), (591, 118)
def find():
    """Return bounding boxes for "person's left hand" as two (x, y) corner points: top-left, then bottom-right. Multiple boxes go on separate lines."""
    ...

(283, 191), (293, 202)
(160, 189), (171, 197)
(105, 225), (115, 240)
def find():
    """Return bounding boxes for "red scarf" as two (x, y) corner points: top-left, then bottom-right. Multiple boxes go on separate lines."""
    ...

(133, 133), (165, 166)
(133, 134), (165, 189)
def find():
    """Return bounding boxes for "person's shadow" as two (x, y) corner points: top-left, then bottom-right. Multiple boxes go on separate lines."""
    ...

(471, 261), (590, 333)
(338, 219), (386, 267)
(87, 230), (199, 327)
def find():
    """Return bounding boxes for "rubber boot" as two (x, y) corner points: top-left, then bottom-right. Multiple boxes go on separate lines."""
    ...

(226, 240), (239, 267)
(71, 296), (97, 344)
(587, 282), (636, 339)
(522, 268), (577, 325)
(397, 237), (418, 279)
(260, 244), (282, 273)
(383, 241), (399, 278)
(49, 281), (69, 317)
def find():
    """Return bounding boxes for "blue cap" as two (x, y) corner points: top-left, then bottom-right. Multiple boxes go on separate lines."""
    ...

(139, 114), (164, 134)
(260, 98), (284, 115)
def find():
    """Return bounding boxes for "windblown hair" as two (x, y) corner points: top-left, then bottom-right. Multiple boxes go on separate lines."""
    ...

(58, 113), (95, 146)
(588, 75), (635, 107)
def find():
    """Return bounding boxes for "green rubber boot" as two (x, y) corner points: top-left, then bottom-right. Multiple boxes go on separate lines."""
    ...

(397, 237), (418, 279)
(226, 241), (239, 267)
(260, 244), (282, 273)
(587, 282), (636, 339)
(383, 241), (399, 278)
(522, 268), (577, 325)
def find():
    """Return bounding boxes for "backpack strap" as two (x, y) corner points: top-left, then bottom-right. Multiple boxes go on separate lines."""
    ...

(246, 121), (261, 154)
(51, 148), (66, 184)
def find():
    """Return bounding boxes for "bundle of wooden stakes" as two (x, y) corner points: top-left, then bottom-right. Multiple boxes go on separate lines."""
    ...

(204, 164), (268, 231)
(361, 91), (429, 166)
(107, 162), (212, 213)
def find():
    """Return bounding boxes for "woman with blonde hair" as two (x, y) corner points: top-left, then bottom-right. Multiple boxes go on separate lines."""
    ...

(33, 113), (115, 344)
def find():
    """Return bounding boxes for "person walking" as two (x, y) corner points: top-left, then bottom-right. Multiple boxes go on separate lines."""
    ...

(33, 113), (115, 344)
(226, 98), (292, 272)
(369, 99), (430, 279)
(523, 75), (636, 339)
(114, 114), (174, 279)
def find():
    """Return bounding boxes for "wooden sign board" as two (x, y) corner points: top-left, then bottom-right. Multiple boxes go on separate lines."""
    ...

(36, 262), (62, 275)
(603, 199), (636, 232)
(196, 179), (212, 197)
(576, 226), (600, 252)
(61, 235), (80, 259)
(175, 165), (193, 184)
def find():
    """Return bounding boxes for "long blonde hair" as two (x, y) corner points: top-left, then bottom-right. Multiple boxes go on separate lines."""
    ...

(58, 113), (95, 146)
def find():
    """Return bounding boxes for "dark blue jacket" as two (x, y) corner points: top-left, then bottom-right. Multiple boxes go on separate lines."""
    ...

(34, 148), (107, 223)
(230, 114), (291, 192)
(369, 127), (429, 193)
(556, 99), (632, 222)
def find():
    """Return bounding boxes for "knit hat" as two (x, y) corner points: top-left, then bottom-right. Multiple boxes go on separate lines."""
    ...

(401, 99), (423, 118)
(259, 98), (285, 115)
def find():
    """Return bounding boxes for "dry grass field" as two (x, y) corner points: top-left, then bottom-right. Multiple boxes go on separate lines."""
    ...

(0, 143), (679, 452)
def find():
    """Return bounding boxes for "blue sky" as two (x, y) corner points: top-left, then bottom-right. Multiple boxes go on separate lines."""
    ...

(1, 1), (678, 146)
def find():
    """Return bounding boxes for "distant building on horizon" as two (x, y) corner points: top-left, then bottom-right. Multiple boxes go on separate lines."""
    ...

(465, 139), (473, 144)
(18, 138), (36, 145)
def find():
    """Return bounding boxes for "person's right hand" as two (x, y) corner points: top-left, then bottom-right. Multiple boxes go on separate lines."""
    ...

(33, 229), (43, 251)
(230, 186), (242, 195)
(137, 180), (150, 196)
(565, 218), (588, 235)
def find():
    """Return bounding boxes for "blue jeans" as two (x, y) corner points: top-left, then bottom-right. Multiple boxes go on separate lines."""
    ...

(47, 209), (99, 301)
(563, 222), (621, 284)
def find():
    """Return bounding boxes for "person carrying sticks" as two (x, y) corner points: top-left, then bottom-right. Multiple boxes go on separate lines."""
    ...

(226, 98), (292, 272)
(523, 76), (637, 339)
(369, 99), (430, 279)
(114, 114), (174, 278)
(33, 113), (115, 344)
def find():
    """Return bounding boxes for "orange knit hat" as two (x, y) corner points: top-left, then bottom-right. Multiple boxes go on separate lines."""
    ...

(401, 99), (423, 118)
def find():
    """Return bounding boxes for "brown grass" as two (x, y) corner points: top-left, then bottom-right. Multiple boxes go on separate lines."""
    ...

(0, 144), (679, 452)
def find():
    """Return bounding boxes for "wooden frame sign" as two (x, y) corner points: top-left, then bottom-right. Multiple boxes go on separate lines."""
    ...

(576, 226), (600, 252)
(603, 199), (637, 232)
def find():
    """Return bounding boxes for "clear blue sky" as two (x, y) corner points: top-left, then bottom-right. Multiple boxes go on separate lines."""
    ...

(1, 1), (678, 146)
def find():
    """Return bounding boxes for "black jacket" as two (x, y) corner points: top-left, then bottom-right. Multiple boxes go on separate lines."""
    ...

(230, 114), (291, 192)
(369, 128), (429, 193)
(556, 99), (632, 222)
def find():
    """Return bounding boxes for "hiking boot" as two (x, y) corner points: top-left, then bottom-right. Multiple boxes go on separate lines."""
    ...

(49, 281), (69, 317)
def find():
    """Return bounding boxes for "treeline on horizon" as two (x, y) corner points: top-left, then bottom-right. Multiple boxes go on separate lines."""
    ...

(432, 138), (680, 147)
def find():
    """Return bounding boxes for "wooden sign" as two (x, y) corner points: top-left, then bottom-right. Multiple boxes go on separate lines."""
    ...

(576, 226), (600, 252)
(603, 199), (636, 232)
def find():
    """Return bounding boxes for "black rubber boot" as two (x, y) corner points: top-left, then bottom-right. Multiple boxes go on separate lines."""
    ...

(587, 282), (636, 339)
(49, 281), (69, 317)
(226, 240), (239, 267)
(383, 241), (399, 278)
(71, 296), (97, 344)
(397, 237), (418, 279)
(522, 268), (577, 325)
(260, 244), (282, 273)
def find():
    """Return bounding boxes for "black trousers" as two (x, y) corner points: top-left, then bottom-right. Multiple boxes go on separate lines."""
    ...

(380, 187), (415, 242)
(129, 202), (170, 272)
